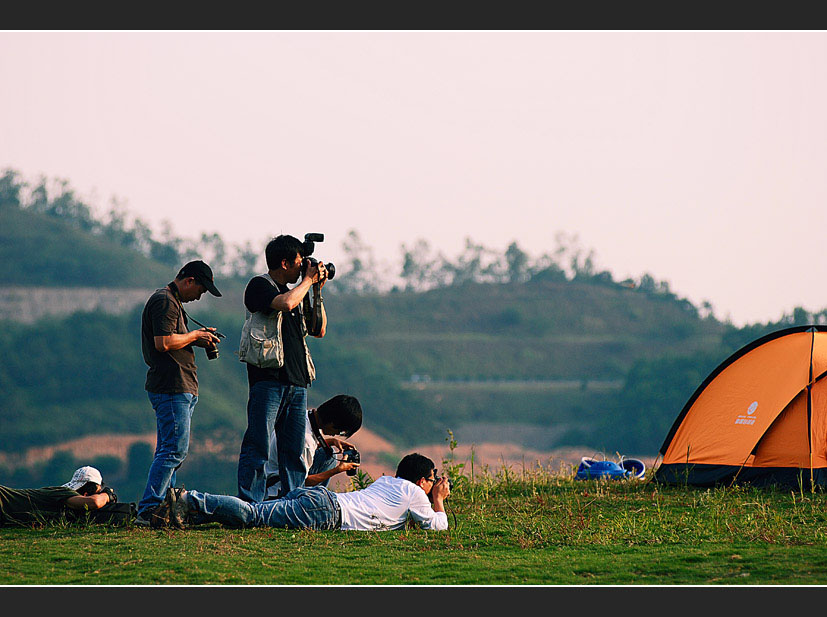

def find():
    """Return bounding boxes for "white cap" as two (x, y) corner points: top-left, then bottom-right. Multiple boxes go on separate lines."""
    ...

(62, 466), (103, 491)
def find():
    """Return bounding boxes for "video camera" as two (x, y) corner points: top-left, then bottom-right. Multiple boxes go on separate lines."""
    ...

(341, 446), (360, 476)
(300, 233), (336, 280)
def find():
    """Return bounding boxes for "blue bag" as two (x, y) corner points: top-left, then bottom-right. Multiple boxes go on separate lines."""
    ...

(575, 457), (645, 480)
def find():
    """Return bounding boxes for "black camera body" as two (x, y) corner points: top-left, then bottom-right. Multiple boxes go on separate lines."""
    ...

(341, 447), (360, 476)
(301, 233), (336, 280)
(197, 326), (224, 360)
(435, 475), (453, 490)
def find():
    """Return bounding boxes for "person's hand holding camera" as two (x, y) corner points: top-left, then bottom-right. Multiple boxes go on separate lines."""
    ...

(101, 486), (118, 504)
(324, 436), (355, 452)
(193, 327), (221, 349)
(334, 460), (360, 475)
(302, 259), (324, 285)
(316, 261), (328, 288)
(429, 477), (450, 512)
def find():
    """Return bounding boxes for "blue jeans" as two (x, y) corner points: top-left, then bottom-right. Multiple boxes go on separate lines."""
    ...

(138, 391), (197, 515)
(186, 486), (340, 529)
(237, 381), (307, 502)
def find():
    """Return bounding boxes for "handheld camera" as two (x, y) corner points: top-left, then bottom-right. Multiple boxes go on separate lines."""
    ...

(300, 233), (336, 280)
(341, 446), (360, 476)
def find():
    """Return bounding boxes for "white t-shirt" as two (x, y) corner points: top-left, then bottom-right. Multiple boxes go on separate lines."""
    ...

(264, 410), (318, 499)
(335, 475), (448, 531)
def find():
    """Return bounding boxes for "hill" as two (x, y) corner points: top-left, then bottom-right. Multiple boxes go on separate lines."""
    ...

(0, 205), (171, 287)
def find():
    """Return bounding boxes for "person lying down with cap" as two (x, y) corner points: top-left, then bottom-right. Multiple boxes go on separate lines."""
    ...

(0, 465), (118, 527)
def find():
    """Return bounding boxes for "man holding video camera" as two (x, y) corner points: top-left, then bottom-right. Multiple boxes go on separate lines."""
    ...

(136, 260), (222, 527)
(161, 453), (450, 532)
(236, 234), (328, 502)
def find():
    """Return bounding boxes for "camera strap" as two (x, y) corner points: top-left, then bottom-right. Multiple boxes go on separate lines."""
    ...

(186, 311), (225, 339)
(178, 305), (225, 340)
(308, 408), (334, 457)
(303, 282), (324, 337)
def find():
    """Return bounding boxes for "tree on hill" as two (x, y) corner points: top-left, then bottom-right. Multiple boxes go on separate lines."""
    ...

(0, 168), (262, 281)
(3, 167), (700, 312)
(0, 169), (24, 209)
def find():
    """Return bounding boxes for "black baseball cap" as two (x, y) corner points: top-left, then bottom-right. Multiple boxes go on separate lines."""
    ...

(178, 260), (222, 297)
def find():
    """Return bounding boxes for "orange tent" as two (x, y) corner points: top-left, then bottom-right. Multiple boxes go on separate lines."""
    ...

(655, 325), (827, 488)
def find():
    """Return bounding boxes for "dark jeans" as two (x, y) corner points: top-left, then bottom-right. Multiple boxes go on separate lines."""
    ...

(237, 380), (307, 502)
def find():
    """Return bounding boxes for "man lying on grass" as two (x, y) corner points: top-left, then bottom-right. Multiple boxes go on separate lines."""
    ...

(151, 453), (450, 531)
(0, 466), (118, 527)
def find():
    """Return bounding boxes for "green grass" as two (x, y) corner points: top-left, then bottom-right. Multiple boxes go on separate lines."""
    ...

(4, 463), (827, 585)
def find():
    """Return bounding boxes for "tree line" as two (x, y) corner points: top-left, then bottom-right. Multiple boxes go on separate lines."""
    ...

(1, 168), (707, 315)
(0, 168), (259, 278)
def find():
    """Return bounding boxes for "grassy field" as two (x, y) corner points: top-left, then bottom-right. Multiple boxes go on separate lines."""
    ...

(3, 461), (827, 586)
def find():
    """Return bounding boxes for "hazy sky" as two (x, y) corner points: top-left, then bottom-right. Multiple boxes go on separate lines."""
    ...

(2, 31), (826, 326)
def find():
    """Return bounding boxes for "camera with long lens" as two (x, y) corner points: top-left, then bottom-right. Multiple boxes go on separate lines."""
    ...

(341, 447), (360, 476)
(300, 233), (336, 280)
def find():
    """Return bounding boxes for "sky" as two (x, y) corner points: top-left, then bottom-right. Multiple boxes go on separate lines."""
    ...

(2, 31), (826, 326)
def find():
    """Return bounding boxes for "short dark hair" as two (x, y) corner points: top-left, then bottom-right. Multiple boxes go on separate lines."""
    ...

(316, 395), (363, 437)
(265, 235), (305, 270)
(395, 453), (435, 484)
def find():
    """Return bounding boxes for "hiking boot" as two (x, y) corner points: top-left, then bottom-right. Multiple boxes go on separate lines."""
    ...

(134, 512), (152, 527)
(170, 487), (190, 529)
(145, 489), (176, 528)
(135, 505), (169, 528)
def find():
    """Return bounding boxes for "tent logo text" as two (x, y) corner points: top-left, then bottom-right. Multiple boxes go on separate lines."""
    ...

(735, 401), (758, 425)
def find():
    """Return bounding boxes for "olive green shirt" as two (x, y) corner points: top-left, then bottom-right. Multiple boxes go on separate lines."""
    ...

(0, 485), (79, 526)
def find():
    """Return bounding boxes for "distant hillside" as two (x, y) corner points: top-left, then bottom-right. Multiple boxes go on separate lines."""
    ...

(0, 274), (732, 458)
(0, 206), (171, 287)
(327, 279), (724, 381)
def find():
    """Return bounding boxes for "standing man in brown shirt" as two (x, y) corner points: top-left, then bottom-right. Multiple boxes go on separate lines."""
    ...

(136, 260), (222, 527)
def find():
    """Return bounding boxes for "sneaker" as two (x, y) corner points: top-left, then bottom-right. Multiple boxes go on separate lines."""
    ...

(170, 488), (190, 529)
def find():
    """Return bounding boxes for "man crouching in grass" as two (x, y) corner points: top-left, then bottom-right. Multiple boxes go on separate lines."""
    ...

(156, 453), (449, 531)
